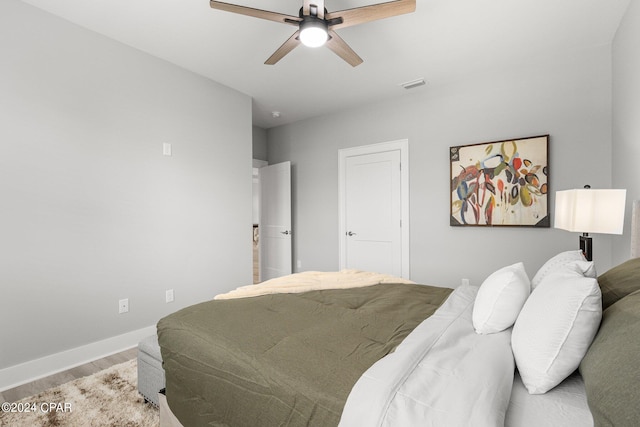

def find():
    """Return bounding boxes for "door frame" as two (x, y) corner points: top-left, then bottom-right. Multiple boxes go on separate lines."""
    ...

(338, 139), (410, 278)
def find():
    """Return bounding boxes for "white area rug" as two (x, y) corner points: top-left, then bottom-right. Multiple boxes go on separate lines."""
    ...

(0, 359), (158, 426)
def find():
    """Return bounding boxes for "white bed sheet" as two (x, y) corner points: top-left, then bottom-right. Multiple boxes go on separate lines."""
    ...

(506, 371), (593, 427)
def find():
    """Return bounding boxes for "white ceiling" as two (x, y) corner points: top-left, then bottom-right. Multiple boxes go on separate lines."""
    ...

(21, 0), (631, 129)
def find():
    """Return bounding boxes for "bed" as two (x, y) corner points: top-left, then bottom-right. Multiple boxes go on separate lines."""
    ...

(157, 257), (640, 426)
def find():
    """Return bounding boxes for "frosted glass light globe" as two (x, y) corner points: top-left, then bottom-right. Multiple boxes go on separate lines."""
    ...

(300, 26), (328, 47)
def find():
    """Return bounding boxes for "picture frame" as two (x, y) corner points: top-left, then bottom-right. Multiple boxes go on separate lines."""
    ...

(450, 135), (549, 227)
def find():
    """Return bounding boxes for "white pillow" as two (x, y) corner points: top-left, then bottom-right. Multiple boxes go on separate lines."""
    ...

(531, 250), (596, 289)
(473, 262), (531, 334)
(512, 265), (602, 394)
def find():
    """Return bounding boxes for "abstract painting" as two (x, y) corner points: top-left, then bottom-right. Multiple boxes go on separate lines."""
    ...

(450, 135), (549, 227)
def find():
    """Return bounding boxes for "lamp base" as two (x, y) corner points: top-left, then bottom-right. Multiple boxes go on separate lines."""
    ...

(580, 235), (593, 261)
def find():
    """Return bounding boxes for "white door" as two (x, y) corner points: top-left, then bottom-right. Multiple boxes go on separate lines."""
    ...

(339, 141), (409, 278)
(259, 161), (292, 281)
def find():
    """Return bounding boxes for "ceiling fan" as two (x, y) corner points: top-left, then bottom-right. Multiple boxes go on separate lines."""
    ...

(209, 0), (416, 67)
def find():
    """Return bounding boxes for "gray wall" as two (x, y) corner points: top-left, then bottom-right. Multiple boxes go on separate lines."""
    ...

(268, 45), (615, 288)
(253, 126), (268, 161)
(612, 0), (640, 264)
(0, 1), (252, 369)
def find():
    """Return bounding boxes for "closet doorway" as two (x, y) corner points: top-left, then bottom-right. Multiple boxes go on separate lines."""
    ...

(253, 159), (268, 283)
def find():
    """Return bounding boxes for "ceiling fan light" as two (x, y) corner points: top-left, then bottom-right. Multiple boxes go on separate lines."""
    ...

(300, 20), (328, 48)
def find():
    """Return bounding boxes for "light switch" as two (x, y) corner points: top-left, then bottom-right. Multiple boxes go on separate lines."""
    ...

(163, 143), (172, 156)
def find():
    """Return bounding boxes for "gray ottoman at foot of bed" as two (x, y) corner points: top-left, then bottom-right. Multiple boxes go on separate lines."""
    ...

(137, 334), (165, 407)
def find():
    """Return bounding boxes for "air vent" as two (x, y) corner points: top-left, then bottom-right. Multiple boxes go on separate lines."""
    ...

(400, 78), (426, 90)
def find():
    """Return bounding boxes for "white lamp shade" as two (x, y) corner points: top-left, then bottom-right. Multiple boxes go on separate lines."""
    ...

(554, 189), (626, 234)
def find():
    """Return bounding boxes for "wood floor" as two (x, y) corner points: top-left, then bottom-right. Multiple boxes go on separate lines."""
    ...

(0, 347), (138, 404)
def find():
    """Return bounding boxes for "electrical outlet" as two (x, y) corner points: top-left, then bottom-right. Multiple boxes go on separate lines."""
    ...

(166, 289), (174, 303)
(461, 278), (470, 286)
(118, 298), (129, 314)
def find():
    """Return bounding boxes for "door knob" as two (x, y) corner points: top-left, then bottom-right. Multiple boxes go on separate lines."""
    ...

(280, 230), (291, 235)
(347, 231), (357, 236)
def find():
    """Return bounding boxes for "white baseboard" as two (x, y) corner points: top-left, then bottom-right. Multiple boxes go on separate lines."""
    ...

(0, 325), (156, 392)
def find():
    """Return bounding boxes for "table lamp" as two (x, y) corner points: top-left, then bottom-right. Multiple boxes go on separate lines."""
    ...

(554, 185), (626, 261)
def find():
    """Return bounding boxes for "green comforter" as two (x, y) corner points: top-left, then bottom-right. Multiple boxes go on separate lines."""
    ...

(157, 283), (452, 427)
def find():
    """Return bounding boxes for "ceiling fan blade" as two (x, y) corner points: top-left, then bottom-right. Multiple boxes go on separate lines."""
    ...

(210, 1), (301, 26)
(303, 0), (325, 19)
(265, 31), (302, 65)
(327, 0), (415, 30)
(326, 30), (363, 67)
